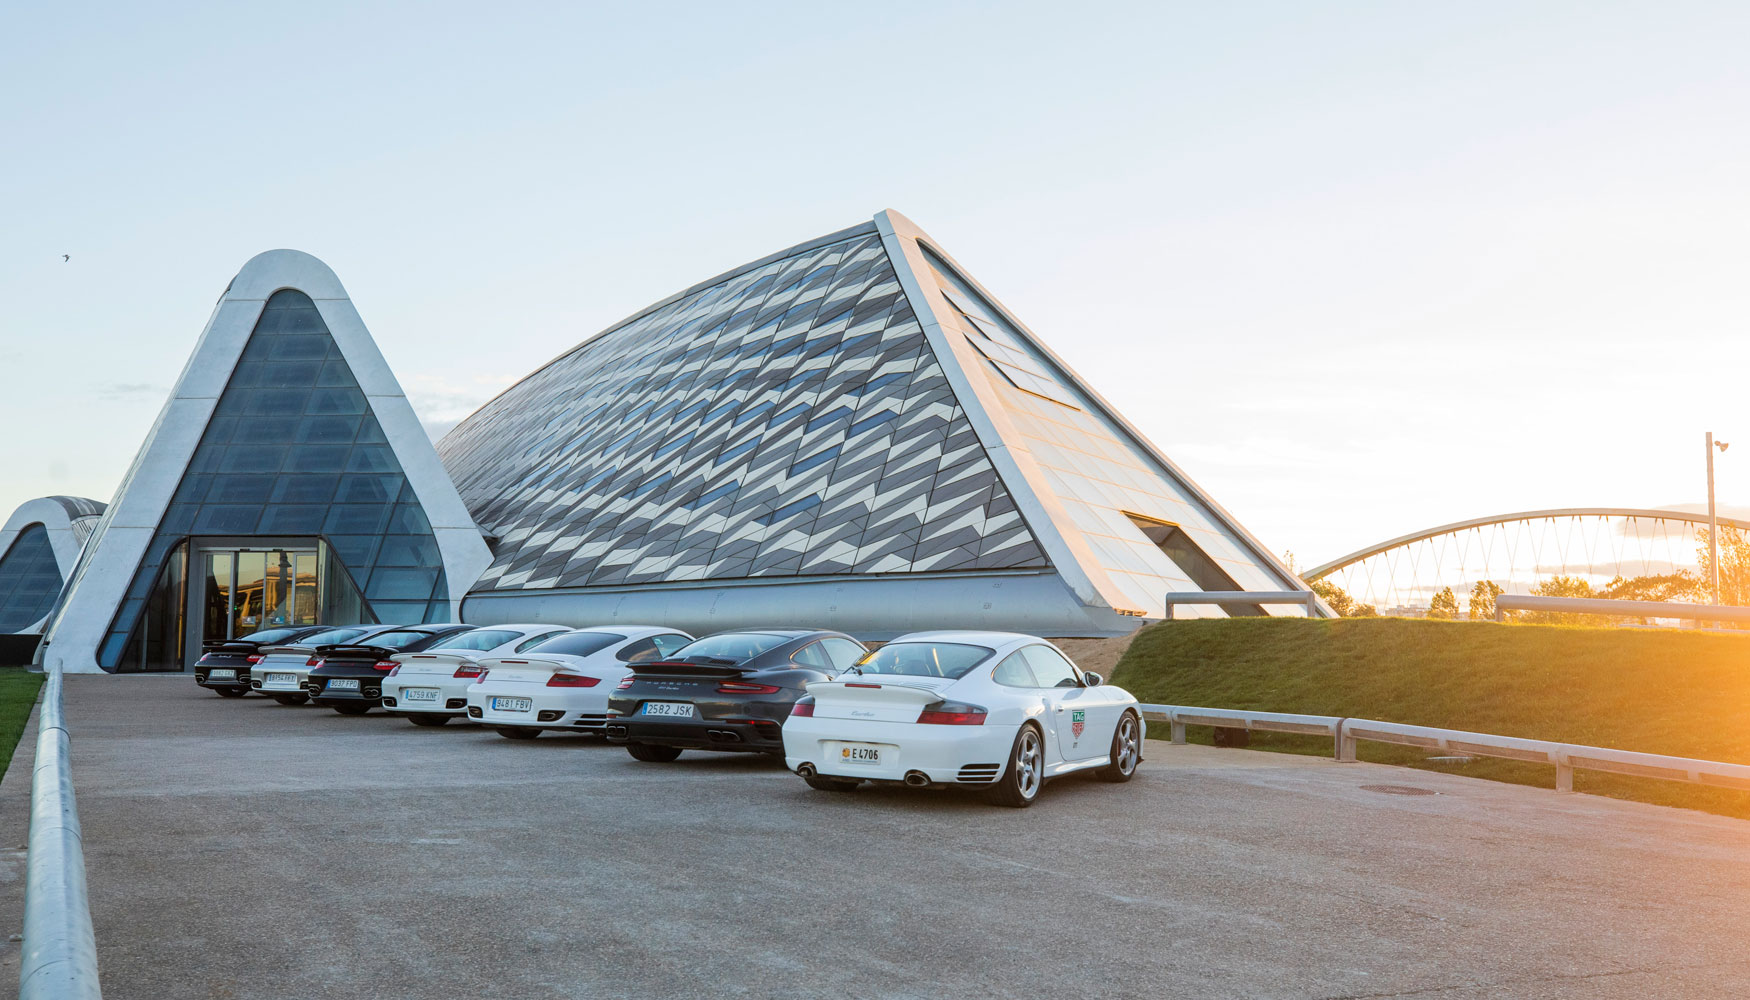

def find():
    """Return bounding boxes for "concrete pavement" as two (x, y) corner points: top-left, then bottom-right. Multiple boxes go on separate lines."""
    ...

(2, 676), (1749, 999)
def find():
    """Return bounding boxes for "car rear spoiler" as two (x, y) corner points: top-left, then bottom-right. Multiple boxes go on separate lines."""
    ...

(804, 681), (946, 706)
(391, 651), (483, 666)
(254, 644), (315, 656)
(626, 660), (748, 678)
(313, 644), (397, 659)
(474, 656), (574, 671)
(200, 640), (261, 654)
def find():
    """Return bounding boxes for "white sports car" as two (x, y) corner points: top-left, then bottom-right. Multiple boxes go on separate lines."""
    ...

(782, 631), (1144, 807)
(467, 627), (694, 739)
(250, 625), (399, 705)
(381, 624), (574, 726)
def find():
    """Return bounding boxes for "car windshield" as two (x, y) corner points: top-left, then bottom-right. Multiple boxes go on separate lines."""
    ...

(358, 630), (437, 650)
(852, 642), (993, 679)
(295, 627), (368, 646)
(522, 632), (625, 657)
(240, 628), (306, 643)
(431, 630), (519, 652)
(669, 632), (790, 664)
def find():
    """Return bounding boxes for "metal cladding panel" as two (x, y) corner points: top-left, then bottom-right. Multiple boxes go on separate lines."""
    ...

(437, 229), (1050, 594)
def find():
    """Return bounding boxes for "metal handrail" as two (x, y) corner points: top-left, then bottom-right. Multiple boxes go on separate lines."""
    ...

(1139, 703), (1750, 793)
(19, 669), (102, 999)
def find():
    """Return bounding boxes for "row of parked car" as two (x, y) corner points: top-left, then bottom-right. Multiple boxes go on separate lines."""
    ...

(192, 621), (1146, 807)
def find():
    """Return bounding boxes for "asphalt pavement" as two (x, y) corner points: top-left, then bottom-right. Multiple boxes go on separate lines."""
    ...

(2, 676), (1749, 999)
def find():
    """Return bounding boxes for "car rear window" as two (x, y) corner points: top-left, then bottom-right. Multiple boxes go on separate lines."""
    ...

(670, 632), (790, 663)
(298, 627), (369, 646)
(431, 630), (520, 652)
(853, 642), (993, 679)
(358, 630), (435, 650)
(523, 632), (626, 657)
(240, 628), (306, 643)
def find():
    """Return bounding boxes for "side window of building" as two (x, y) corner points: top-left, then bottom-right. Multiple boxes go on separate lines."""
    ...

(991, 652), (1038, 688)
(513, 630), (566, 653)
(653, 633), (691, 657)
(791, 641), (833, 670)
(1021, 645), (1081, 688)
(820, 638), (866, 672)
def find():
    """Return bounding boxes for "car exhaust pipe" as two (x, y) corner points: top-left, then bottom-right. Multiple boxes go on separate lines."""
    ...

(796, 763), (816, 778)
(904, 770), (930, 787)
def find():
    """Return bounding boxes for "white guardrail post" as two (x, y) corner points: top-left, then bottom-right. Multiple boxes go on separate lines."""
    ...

(1140, 704), (1750, 795)
(19, 668), (103, 1000)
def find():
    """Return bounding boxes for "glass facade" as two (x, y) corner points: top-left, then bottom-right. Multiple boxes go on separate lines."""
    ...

(438, 227), (1047, 591)
(0, 525), (63, 633)
(918, 247), (1293, 618)
(99, 289), (450, 669)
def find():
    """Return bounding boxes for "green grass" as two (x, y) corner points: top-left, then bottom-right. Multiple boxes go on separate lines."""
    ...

(1110, 617), (1750, 819)
(0, 669), (44, 783)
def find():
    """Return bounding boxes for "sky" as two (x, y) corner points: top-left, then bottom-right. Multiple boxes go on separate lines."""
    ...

(4, 1), (1749, 568)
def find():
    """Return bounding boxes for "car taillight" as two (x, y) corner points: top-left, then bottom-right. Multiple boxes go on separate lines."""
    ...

(387, 664), (401, 677)
(547, 673), (600, 688)
(474, 670), (489, 684)
(246, 655), (263, 664)
(372, 660), (398, 672)
(717, 681), (781, 694)
(453, 664), (485, 679)
(197, 654), (212, 664)
(305, 657), (323, 667)
(790, 697), (815, 718)
(917, 701), (987, 726)
(616, 675), (636, 690)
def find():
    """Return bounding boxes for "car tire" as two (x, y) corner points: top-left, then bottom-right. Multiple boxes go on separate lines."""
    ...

(803, 774), (860, 792)
(409, 714), (452, 727)
(215, 687), (248, 698)
(270, 694), (308, 706)
(1096, 711), (1141, 783)
(332, 703), (372, 716)
(625, 742), (683, 762)
(986, 724), (1044, 808)
(495, 727), (540, 740)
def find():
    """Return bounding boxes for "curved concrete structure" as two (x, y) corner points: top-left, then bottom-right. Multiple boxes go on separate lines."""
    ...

(0, 497), (105, 634)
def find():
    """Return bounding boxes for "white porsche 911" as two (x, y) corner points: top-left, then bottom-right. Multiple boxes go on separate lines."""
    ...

(380, 624), (573, 726)
(466, 626), (693, 739)
(782, 631), (1144, 807)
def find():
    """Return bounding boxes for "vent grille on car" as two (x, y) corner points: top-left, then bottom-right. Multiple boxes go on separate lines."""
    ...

(957, 763), (1001, 783)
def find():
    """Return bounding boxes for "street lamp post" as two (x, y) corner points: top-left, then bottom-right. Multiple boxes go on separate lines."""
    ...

(1708, 432), (1730, 605)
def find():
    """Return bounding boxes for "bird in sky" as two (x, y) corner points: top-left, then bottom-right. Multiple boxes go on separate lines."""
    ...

(62, 255), (69, 262)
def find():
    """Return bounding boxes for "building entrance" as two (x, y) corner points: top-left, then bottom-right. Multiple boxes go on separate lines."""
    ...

(185, 546), (320, 668)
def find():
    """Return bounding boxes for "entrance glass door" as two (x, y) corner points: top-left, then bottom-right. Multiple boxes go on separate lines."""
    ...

(197, 546), (319, 646)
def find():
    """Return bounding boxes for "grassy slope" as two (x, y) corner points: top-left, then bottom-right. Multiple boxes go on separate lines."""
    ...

(1110, 617), (1750, 818)
(0, 670), (44, 783)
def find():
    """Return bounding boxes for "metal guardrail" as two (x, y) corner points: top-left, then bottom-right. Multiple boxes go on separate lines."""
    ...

(1139, 703), (1750, 794)
(1493, 593), (1750, 624)
(19, 669), (102, 999)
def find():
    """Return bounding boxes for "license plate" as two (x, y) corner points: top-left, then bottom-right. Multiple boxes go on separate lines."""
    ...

(641, 701), (695, 718)
(404, 688), (440, 702)
(838, 743), (885, 766)
(208, 669), (236, 681)
(263, 672), (295, 685)
(491, 697), (533, 712)
(326, 678), (360, 691)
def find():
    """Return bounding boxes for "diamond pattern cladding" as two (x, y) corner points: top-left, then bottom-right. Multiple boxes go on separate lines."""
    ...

(0, 526), (62, 633)
(438, 230), (1048, 590)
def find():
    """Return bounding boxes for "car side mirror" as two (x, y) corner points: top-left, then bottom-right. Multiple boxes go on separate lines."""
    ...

(1082, 671), (1103, 687)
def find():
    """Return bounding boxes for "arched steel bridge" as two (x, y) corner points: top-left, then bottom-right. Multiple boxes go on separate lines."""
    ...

(1304, 508), (1750, 616)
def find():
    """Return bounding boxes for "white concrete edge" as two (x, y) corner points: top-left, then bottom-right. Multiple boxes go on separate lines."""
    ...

(877, 212), (1320, 611)
(0, 500), (99, 589)
(874, 211), (1117, 614)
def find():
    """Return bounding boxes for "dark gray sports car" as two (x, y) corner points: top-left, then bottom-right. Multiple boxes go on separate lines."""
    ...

(605, 628), (867, 761)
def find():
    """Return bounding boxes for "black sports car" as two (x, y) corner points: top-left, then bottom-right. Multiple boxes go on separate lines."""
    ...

(194, 625), (332, 697)
(307, 624), (475, 715)
(605, 628), (867, 761)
